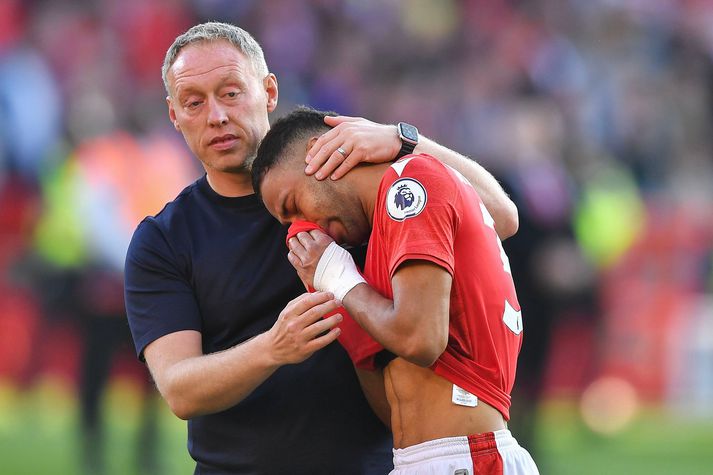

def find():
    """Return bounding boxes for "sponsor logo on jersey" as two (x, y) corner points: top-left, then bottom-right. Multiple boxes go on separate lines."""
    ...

(386, 178), (427, 221)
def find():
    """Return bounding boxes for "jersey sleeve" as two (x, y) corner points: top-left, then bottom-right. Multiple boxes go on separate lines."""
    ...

(124, 218), (202, 360)
(381, 156), (460, 278)
(334, 310), (384, 371)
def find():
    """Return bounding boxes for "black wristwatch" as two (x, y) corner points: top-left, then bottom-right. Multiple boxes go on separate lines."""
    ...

(396, 122), (419, 159)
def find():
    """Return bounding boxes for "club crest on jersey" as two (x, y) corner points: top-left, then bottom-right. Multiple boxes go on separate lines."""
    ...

(386, 178), (427, 221)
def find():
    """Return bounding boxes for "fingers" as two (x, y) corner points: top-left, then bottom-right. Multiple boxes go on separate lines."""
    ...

(305, 128), (338, 166)
(307, 229), (332, 243)
(305, 325), (341, 352)
(302, 311), (343, 343)
(328, 155), (360, 181)
(305, 116), (397, 181)
(272, 293), (343, 364)
(297, 298), (341, 326)
(288, 231), (333, 292)
(287, 249), (302, 267)
(288, 230), (329, 251)
(284, 291), (335, 317)
(303, 309), (344, 349)
(287, 235), (307, 255)
(289, 230), (332, 263)
(307, 117), (359, 167)
(305, 118), (363, 179)
(306, 136), (352, 180)
(287, 251), (315, 291)
(287, 233), (311, 264)
(324, 115), (359, 126)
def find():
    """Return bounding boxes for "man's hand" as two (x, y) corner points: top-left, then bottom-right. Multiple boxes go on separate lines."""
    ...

(287, 230), (334, 289)
(305, 116), (400, 180)
(266, 291), (343, 366)
(289, 230), (367, 301)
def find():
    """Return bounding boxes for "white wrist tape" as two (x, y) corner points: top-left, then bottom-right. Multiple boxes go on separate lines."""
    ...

(313, 242), (366, 301)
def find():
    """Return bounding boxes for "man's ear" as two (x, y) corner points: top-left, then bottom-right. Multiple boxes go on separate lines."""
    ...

(167, 96), (180, 131)
(264, 73), (278, 113)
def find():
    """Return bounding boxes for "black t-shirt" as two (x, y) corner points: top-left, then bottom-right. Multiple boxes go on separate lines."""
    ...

(124, 176), (392, 474)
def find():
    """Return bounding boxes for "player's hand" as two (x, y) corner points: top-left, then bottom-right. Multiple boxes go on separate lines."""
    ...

(287, 229), (334, 289)
(267, 291), (342, 365)
(304, 115), (401, 180)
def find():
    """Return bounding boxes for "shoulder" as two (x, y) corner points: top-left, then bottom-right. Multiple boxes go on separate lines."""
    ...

(126, 179), (202, 262)
(384, 153), (460, 192)
(380, 154), (460, 219)
(149, 178), (203, 228)
(131, 178), (203, 239)
(387, 153), (446, 178)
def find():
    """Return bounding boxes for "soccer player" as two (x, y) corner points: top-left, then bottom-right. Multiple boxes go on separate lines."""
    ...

(252, 108), (539, 474)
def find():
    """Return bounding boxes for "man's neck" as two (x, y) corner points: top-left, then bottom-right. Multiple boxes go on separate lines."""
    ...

(206, 169), (254, 197)
(349, 162), (392, 227)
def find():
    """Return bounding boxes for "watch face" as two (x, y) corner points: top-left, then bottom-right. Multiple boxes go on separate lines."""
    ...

(399, 123), (419, 143)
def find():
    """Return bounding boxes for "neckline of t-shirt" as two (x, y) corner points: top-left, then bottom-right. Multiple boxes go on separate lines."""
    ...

(197, 175), (264, 209)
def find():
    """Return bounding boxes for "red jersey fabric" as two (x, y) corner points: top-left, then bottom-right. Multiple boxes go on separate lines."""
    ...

(363, 154), (523, 420)
(286, 220), (326, 246)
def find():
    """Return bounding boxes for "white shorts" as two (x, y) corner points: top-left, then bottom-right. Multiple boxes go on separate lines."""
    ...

(389, 430), (539, 475)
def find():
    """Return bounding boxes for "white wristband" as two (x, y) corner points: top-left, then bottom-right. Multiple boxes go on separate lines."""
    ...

(313, 242), (366, 301)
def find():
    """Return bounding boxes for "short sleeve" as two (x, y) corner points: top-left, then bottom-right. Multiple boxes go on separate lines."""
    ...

(382, 157), (459, 278)
(333, 308), (384, 371)
(124, 219), (202, 360)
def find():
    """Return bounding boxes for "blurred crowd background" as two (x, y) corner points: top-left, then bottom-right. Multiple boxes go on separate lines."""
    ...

(1, 0), (712, 474)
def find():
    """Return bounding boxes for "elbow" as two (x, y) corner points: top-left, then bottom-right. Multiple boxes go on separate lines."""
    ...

(165, 393), (196, 420)
(170, 405), (193, 421)
(498, 201), (519, 240)
(400, 334), (448, 368)
(161, 381), (201, 420)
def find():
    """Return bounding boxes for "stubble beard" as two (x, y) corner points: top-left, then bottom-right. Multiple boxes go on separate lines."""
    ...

(214, 141), (258, 175)
(319, 182), (369, 247)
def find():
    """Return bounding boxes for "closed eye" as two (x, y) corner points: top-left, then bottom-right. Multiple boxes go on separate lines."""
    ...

(279, 201), (290, 224)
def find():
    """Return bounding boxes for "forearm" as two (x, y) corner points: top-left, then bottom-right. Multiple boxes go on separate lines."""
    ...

(415, 137), (518, 239)
(149, 293), (342, 420)
(291, 237), (449, 366)
(342, 284), (440, 367)
(156, 333), (279, 419)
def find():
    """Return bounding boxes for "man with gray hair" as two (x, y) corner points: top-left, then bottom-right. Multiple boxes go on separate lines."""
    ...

(124, 21), (518, 474)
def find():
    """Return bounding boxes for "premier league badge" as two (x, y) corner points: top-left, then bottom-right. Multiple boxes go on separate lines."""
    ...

(386, 178), (427, 221)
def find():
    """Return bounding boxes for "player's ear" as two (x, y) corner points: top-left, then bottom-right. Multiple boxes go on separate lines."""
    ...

(306, 136), (319, 153)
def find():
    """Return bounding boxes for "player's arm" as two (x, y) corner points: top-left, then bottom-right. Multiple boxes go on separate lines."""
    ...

(304, 115), (518, 239)
(411, 138), (518, 240)
(143, 292), (342, 420)
(344, 261), (451, 367)
(288, 232), (451, 367)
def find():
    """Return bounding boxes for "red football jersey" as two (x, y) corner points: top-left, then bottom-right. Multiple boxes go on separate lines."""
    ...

(364, 154), (523, 420)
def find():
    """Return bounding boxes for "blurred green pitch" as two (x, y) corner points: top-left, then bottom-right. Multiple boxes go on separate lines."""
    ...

(0, 377), (712, 475)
